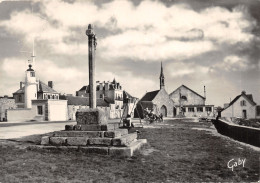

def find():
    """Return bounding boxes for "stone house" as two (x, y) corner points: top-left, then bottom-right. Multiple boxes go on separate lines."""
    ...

(76, 79), (137, 119)
(62, 89), (137, 120)
(169, 85), (214, 118)
(221, 91), (260, 119)
(76, 79), (123, 110)
(0, 96), (16, 121)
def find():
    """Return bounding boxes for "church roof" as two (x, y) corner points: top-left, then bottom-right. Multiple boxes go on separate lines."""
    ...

(138, 101), (155, 109)
(13, 81), (58, 94)
(170, 85), (205, 99)
(140, 90), (160, 101)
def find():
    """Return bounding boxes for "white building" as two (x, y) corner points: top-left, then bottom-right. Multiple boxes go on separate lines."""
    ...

(7, 64), (68, 122)
(221, 91), (260, 119)
(169, 85), (214, 118)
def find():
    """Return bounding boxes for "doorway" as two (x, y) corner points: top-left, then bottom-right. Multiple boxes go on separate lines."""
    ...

(173, 107), (177, 117)
(160, 105), (167, 117)
(242, 110), (247, 119)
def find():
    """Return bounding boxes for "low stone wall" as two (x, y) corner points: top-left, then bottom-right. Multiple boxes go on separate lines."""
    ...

(212, 119), (260, 147)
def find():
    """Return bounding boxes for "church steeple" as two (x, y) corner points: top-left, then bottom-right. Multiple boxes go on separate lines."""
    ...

(160, 61), (165, 90)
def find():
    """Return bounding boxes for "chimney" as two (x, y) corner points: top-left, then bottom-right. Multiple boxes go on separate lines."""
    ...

(48, 81), (53, 88)
(20, 82), (23, 89)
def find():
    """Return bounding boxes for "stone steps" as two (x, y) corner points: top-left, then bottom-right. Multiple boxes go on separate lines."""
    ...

(29, 139), (147, 157)
(53, 129), (128, 138)
(42, 132), (138, 147)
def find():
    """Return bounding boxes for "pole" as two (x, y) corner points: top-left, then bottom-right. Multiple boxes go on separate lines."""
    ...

(86, 24), (97, 108)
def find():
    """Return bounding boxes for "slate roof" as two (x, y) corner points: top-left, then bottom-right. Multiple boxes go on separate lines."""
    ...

(139, 101), (155, 110)
(78, 86), (87, 91)
(228, 92), (256, 107)
(63, 96), (110, 107)
(13, 81), (58, 94)
(170, 85), (205, 99)
(38, 81), (58, 93)
(140, 90), (160, 101)
(123, 90), (138, 103)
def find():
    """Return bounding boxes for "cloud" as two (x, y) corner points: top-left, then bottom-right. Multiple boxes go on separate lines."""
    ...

(210, 55), (254, 72)
(0, 0), (259, 106)
(100, 30), (215, 61)
(92, 70), (158, 98)
(1, 0), (256, 59)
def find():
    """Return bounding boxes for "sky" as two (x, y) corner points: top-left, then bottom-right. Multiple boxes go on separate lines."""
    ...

(0, 0), (259, 107)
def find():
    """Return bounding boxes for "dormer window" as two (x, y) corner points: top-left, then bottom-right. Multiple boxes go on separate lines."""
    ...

(240, 100), (246, 106)
(30, 72), (35, 77)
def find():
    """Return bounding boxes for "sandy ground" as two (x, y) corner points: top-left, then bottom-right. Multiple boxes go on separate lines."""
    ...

(0, 121), (76, 139)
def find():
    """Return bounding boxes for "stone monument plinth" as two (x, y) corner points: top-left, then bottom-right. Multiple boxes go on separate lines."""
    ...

(39, 108), (146, 157)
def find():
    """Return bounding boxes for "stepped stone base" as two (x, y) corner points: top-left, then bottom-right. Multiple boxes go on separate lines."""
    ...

(37, 109), (147, 157)
(30, 139), (147, 157)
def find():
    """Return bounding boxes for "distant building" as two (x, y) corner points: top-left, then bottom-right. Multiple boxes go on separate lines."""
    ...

(7, 64), (68, 122)
(169, 85), (214, 118)
(0, 96), (16, 121)
(221, 91), (260, 119)
(75, 80), (137, 119)
(135, 62), (174, 118)
(76, 79), (123, 110)
(60, 95), (110, 120)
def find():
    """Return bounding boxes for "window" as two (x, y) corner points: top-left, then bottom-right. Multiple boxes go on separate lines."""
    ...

(206, 107), (212, 112)
(181, 107), (186, 112)
(197, 107), (203, 112)
(188, 107), (194, 112)
(240, 100), (246, 106)
(18, 95), (22, 102)
(30, 72), (35, 77)
(181, 96), (187, 100)
(37, 106), (43, 115)
(256, 106), (260, 116)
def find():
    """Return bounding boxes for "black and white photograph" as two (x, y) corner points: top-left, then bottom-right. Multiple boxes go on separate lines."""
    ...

(0, 0), (259, 182)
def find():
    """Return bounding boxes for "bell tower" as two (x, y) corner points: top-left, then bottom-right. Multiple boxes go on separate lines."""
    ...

(160, 61), (165, 90)
(24, 64), (37, 108)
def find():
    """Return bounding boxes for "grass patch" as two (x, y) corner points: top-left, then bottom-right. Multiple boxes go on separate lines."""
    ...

(0, 119), (259, 182)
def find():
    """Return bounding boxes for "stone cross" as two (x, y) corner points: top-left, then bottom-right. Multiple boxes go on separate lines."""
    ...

(86, 24), (97, 108)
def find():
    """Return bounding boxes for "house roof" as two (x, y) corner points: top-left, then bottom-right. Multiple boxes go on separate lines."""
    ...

(140, 90), (160, 101)
(78, 86), (87, 91)
(228, 92), (256, 107)
(38, 81), (58, 93)
(170, 85), (205, 99)
(63, 96), (110, 107)
(123, 90), (138, 103)
(13, 81), (58, 94)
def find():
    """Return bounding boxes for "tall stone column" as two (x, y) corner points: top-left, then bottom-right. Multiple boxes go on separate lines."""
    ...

(86, 24), (97, 108)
